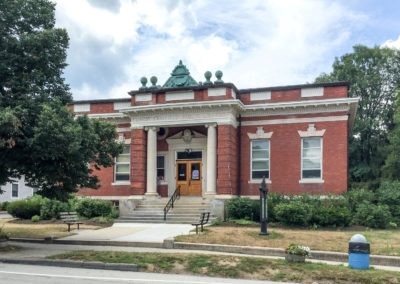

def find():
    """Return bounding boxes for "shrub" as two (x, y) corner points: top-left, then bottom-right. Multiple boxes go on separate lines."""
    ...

(6, 196), (42, 219)
(311, 205), (351, 227)
(0, 201), (9, 211)
(377, 181), (400, 221)
(352, 202), (392, 229)
(309, 196), (351, 227)
(31, 215), (40, 222)
(345, 188), (375, 213)
(40, 198), (70, 220)
(75, 198), (113, 218)
(267, 193), (286, 222)
(226, 197), (254, 220)
(275, 200), (312, 226)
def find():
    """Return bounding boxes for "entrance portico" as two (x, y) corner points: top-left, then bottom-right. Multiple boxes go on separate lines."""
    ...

(138, 121), (220, 197)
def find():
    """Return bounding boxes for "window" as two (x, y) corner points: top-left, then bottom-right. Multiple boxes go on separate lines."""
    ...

(157, 155), (165, 181)
(302, 137), (322, 179)
(115, 145), (130, 182)
(12, 183), (18, 198)
(251, 140), (270, 179)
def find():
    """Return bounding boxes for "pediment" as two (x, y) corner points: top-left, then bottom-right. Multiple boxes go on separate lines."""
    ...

(167, 130), (206, 140)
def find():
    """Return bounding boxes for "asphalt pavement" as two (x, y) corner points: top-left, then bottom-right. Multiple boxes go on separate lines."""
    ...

(0, 263), (288, 284)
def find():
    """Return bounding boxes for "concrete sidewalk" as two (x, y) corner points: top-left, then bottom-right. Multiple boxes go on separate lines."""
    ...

(60, 223), (194, 243)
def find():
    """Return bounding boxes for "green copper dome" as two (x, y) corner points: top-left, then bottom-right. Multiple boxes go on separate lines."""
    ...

(162, 60), (199, 88)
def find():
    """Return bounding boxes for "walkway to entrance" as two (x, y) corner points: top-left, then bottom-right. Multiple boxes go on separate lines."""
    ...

(60, 223), (193, 243)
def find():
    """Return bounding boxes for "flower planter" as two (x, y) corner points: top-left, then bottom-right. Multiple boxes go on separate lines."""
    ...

(285, 253), (306, 263)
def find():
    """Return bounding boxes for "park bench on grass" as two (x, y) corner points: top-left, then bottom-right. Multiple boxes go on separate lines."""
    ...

(192, 212), (210, 234)
(60, 212), (83, 232)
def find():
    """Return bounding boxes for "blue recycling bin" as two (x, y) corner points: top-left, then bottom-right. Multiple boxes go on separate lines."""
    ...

(348, 234), (370, 270)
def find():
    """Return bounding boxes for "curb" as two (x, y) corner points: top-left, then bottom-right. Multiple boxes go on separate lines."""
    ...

(10, 237), (163, 248)
(8, 238), (400, 268)
(173, 242), (400, 267)
(0, 257), (138, 271)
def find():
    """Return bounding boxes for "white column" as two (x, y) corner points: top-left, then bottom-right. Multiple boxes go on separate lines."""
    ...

(206, 124), (217, 195)
(146, 126), (158, 196)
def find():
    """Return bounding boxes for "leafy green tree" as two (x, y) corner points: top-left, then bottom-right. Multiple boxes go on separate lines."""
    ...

(383, 91), (400, 179)
(316, 45), (400, 187)
(0, 0), (122, 199)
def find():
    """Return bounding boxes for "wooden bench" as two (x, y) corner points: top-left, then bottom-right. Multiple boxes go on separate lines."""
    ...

(60, 212), (83, 232)
(191, 212), (210, 234)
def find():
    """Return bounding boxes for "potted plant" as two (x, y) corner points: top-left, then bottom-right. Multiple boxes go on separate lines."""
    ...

(285, 244), (310, 263)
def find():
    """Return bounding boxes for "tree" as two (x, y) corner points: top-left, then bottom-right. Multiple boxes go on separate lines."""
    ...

(316, 45), (400, 187)
(383, 91), (400, 180)
(0, 0), (122, 199)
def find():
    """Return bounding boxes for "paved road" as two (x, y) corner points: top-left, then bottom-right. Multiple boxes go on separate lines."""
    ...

(0, 263), (288, 284)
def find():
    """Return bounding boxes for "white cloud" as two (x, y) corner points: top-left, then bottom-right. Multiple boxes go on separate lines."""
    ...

(54, 0), (367, 100)
(382, 35), (400, 49)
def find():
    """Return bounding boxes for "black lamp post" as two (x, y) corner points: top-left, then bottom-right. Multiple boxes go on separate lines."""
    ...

(259, 176), (269, 235)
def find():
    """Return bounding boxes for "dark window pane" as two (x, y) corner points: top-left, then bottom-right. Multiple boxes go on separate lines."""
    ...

(157, 156), (164, 168)
(178, 164), (187, 181)
(12, 183), (18, 197)
(252, 171), (269, 179)
(116, 174), (130, 181)
(302, 170), (321, 179)
(157, 169), (165, 180)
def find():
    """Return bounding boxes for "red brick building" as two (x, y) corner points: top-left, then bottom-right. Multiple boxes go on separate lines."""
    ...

(72, 61), (358, 203)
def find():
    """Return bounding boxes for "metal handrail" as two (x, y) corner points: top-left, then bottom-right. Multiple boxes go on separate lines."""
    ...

(163, 186), (181, 221)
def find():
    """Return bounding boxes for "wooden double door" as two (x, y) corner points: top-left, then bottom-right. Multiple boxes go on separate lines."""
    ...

(176, 160), (202, 196)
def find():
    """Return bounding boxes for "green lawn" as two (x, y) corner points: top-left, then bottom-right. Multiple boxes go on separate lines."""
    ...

(49, 250), (400, 283)
(175, 225), (400, 256)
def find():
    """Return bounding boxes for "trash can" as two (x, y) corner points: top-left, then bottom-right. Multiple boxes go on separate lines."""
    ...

(348, 234), (370, 270)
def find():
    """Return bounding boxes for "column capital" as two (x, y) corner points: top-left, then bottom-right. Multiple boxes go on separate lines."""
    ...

(144, 126), (159, 132)
(205, 123), (217, 128)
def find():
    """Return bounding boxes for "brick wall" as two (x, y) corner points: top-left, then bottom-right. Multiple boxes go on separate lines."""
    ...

(217, 125), (239, 195)
(239, 120), (348, 195)
(131, 128), (146, 195)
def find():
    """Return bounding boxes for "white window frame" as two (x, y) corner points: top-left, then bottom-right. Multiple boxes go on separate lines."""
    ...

(250, 139), (270, 182)
(300, 137), (324, 183)
(11, 183), (18, 198)
(157, 154), (167, 184)
(114, 144), (130, 184)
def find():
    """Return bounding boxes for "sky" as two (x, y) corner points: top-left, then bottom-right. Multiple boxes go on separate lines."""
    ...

(54, 0), (400, 101)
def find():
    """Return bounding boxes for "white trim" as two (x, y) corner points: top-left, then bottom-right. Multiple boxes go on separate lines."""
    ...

(298, 124), (326, 137)
(250, 139), (270, 182)
(74, 104), (90, 112)
(166, 91), (194, 101)
(114, 145), (130, 183)
(241, 115), (348, 126)
(135, 93), (152, 102)
(247, 127), (273, 139)
(299, 179), (325, 184)
(114, 102), (131, 110)
(117, 127), (131, 133)
(207, 88), (226, 97)
(301, 137), (323, 180)
(301, 87), (323, 97)
(250, 91), (271, 101)
(111, 182), (130, 186)
(248, 179), (271, 184)
(157, 151), (168, 184)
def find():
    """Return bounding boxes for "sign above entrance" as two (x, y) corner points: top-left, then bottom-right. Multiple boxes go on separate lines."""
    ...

(177, 151), (202, 160)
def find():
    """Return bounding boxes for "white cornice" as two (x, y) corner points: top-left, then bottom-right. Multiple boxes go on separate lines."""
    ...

(241, 115), (348, 126)
(119, 99), (245, 114)
(241, 97), (359, 116)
